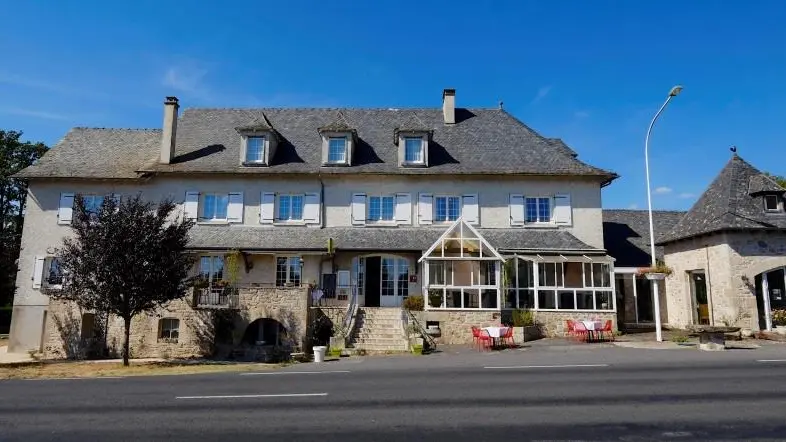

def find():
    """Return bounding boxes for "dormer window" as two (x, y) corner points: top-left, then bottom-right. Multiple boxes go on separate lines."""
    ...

(245, 136), (265, 163)
(404, 137), (424, 163)
(764, 194), (782, 212)
(328, 137), (348, 164)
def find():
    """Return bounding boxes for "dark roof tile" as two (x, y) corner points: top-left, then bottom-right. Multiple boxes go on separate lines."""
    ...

(602, 209), (686, 267)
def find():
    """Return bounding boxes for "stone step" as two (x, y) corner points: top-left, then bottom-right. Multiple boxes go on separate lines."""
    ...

(353, 344), (409, 351)
(352, 338), (410, 346)
(354, 332), (407, 339)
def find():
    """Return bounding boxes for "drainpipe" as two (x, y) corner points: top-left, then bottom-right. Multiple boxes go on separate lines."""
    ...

(704, 245), (715, 326)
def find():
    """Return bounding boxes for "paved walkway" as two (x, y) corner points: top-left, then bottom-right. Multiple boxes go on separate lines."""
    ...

(0, 346), (33, 364)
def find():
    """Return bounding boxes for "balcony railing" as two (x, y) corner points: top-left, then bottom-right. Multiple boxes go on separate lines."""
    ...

(194, 287), (239, 309)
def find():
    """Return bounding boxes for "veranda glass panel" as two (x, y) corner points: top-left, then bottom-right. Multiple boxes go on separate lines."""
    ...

(516, 260), (534, 288)
(519, 289), (535, 309)
(558, 290), (575, 309)
(505, 289), (517, 309)
(446, 289), (462, 308)
(564, 262), (583, 288)
(463, 289), (479, 308)
(593, 263), (611, 287)
(595, 291), (612, 310)
(538, 290), (556, 309)
(576, 291), (594, 310)
(429, 261), (445, 285)
(481, 289), (497, 308)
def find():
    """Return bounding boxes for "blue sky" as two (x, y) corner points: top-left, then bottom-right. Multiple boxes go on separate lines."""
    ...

(2, 0), (785, 210)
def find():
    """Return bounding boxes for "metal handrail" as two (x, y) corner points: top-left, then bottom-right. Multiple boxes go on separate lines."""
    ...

(341, 286), (359, 347)
(405, 309), (437, 351)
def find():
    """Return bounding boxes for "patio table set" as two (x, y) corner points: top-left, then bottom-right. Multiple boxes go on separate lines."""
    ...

(471, 326), (515, 350)
(566, 319), (614, 343)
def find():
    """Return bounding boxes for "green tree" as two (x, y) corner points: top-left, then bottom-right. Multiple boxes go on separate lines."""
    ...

(48, 195), (195, 366)
(0, 130), (47, 306)
(770, 174), (786, 188)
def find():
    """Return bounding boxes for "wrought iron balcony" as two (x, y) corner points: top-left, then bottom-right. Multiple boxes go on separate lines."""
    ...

(194, 286), (239, 309)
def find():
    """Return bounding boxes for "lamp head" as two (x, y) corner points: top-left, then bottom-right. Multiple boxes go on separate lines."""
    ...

(669, 85), (683, 97)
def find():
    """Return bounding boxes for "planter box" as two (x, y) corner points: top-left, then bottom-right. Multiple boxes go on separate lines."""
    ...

(512, 325), (542, 343)
(645, 273), (667, 281)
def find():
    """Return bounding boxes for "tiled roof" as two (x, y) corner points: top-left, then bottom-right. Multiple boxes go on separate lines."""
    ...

(187, 226), (600, 253)
(16, 128), (162, 179)
(602, 209), (686, 267)
(748, 173), (786, 195)
(658, 154), (786, 244)
(17, 107), (616, 180)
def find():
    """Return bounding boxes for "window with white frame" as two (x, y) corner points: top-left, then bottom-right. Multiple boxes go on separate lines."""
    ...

(245, 136), (265, 163)
(327, 137), (347, 163)
(427, 259), (499, 309)
(277, 194), (304, 221)
(525, 197), (551, 223)
(764, 195), (781, 212)
(276, 256), (302, 287)
(159, 318), (180, 341)
(367, 195), (395, 222)
(201, 193), (229, 221)
(505, 259), (613, 311)
(434, 196), (460, 222)
(199, 256), (224, 283)
(404, 137), (424, 163)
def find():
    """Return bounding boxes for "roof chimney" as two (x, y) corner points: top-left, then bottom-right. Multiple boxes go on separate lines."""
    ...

(160, 96), (179, 164)
(442, 88), (455, 124)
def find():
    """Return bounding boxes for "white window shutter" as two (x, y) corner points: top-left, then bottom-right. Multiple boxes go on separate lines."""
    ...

(351, 193), (366, 225)
(32, 256), (45, 289)
(227, 192), (244, 223)
(554, 194), (572, 225)
(418, 193), (433, 225)
(303, 193), (321, 225)
(509, 194), (525, 226)
(184, 192), (199, 220)
(57, 193), (74, 225)
(395, 193), (412, 225)
(462, 194), (479, 224)
(260, 192), (275, 224)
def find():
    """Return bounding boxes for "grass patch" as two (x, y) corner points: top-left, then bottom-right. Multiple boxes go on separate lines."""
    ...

(0, 360), (285, 380)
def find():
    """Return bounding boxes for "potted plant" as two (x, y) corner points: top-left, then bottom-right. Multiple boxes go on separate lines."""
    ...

(411, 344), (424, 355)
(772, 309), (786, 335)
(637, 263), (673, 280)
(428, 289), (443, 308)
(508, 309), (540, 343)
(403, 295), (424, 311)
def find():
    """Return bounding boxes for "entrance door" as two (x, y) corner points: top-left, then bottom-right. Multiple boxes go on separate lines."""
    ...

(365, 257), (381, 307)
(690, 272), (709, 325)
(767, 268), (786, 311)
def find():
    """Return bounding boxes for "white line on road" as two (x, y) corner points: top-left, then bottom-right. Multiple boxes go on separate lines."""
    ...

(757, 359), (786, 363)
(484, 364), (609, 369)
(239, 370), (351, 376)
(175, 393), (328, 400)
(23, 376), (125, 381)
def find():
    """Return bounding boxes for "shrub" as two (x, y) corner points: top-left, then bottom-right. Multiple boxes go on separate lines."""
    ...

(411, 344), (423, 355)
(511, 309), (535, 327)
(772, 309), (786, 326)
(671, 334), (689, 344)
(403, 295), (424, 311)
(428, 290), (443, 308)
(328, 347), (342, 357)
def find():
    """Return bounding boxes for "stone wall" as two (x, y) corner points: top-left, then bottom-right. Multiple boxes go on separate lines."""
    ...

(43, 287), (310, 360)
(418, 310), (502, 345)
(664, 231), (786, 331)
(532, 311), (617, 337)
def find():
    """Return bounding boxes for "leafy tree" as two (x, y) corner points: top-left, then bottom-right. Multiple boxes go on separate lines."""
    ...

(769, 174), (786, 188)
(0, 130), (47, 306)
(49, 195), (195, 366)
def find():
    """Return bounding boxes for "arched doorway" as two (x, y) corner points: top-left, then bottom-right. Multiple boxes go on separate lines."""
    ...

(242, 318), (288, 347)
(352, 255), (410, 307)
(755, 267), (786, 331)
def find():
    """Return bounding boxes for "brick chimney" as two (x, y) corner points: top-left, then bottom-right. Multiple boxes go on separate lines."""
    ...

(160, 96), (179, 164)
(442, 88), (456, 124)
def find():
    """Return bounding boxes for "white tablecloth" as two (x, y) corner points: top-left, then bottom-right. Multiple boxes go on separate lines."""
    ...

(483, 326), (509, 338)
(581, 321), (602, 331)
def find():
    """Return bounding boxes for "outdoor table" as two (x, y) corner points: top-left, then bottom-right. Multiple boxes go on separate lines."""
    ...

(482, 326), (509, 348)
(580, 320), (603, 342)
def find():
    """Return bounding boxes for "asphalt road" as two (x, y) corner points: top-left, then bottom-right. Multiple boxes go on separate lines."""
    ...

(3, 347), (786, 441)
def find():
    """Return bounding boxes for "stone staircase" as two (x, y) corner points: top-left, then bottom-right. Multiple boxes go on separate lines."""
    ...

(349, 307), (409, 352)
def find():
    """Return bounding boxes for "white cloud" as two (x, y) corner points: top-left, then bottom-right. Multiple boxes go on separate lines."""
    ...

(574, 110), (590, 118)
(161, 62), (212, 101)
(530, 86), (552, 104)
(0, 107), (70, 121)
(678, 192), (696, 199)
(653, 187), (673, 195)
(627, 203), (639, 209)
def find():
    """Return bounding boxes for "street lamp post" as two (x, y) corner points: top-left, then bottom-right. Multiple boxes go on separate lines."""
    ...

(645, 85), (682, 343)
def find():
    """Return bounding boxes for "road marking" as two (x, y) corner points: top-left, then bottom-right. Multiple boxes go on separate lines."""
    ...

(239, 370), (351, 376)
(23, 376), (125, 381)
(484, 364), (609, 369)
(176, 393), (328, 400)
(757, 359), (786, 363)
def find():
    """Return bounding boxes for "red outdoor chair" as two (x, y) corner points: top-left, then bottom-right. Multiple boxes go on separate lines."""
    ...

(572, 321), (589, 342)
(472, 327), (492, 351)
(566, 320), (576, 339)
(601, 320), (614, 341)
(502, 326), (515, 348)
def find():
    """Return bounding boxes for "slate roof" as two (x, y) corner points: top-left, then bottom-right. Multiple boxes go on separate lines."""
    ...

(602, 209), (686, 267)
(187, 226), (600, 253)
(748, 173), (786, 195)
(16, 128), (162, 179)
(658, 154), (786, 244)
(17, 106), (616, 181)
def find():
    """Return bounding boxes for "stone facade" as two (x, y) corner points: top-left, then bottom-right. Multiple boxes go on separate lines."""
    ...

(664, 231), (786, 331)
(532, 311), (617, 337)
(419, 310), (502, 345)
(43, 287), (310, 360)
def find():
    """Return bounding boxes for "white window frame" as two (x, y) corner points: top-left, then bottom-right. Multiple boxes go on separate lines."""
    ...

(403, 136), (425, 164)
(434, 195), (461, 223)
(764, 195), (781, 212)
(244, 136), (266, 164)
(200, 193), (229, 222)
(327, 137), (348, 164)
(525, 196), (552, 224)
(159, 318), (180, 341)
(199, 255), (225, 283)
(276, 193), (305, 222)
(276, 256), (302, 287)
(367, 195), (396, 223)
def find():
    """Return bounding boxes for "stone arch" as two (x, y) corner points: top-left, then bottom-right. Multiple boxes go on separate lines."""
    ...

(743, 257), (786, 284)
(242, 318), (288, 347)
